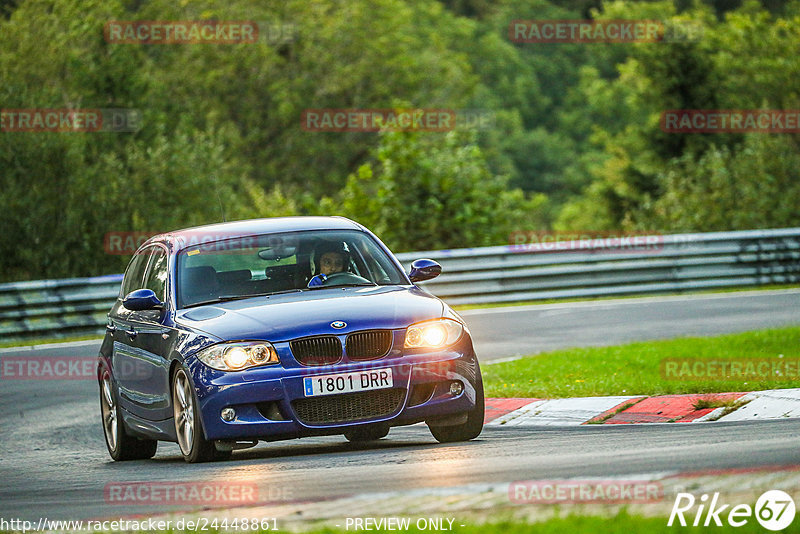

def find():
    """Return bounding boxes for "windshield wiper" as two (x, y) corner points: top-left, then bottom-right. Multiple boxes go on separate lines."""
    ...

(184, 289), (302, 308)
(307, 282), (378, 290)
(217, 292), (274, 300)
(183, 294), (263, 308)
(183, 297), (236, 308)
(264, 289), (304, 296)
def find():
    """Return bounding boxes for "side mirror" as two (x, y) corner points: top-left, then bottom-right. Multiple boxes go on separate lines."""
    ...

(123, 289), (164, 311)
(408, 259), (442, 283)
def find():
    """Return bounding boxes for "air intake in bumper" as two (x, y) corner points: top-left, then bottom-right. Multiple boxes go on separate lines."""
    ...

(292, 388), (405, 425)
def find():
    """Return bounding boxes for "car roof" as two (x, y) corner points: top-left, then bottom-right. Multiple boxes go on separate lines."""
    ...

(142, 216), (365, 253)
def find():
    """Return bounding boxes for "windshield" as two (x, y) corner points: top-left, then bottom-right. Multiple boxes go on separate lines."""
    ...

(176, 229), (407, 308)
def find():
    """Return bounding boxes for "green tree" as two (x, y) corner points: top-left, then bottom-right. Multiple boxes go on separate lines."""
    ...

(321, 129), (547, 252)
(555, 0), (800, 232)
(653, 135), (800, 231)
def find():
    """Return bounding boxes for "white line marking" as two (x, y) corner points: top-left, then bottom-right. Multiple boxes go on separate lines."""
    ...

(483, 355), (529, 365)
(0, 339), (101, 354)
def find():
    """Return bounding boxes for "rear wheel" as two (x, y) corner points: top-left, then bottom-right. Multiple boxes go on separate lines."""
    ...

(100, 370), (158, 461)
(428, 374), (484, 443)
(344, 424), (390, 442)
(173, 367), (229, 462)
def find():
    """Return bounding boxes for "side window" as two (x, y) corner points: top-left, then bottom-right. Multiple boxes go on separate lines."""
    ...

(120, 250), (151, 297)
(143, 247), (168, 303)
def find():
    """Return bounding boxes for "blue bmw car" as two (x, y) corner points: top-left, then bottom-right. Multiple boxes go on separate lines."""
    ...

(98, 217), (484, 462)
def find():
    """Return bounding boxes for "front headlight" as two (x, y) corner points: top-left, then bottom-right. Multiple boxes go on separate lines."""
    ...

(196, 341), (279, 371)
(404, 318), (464, 349)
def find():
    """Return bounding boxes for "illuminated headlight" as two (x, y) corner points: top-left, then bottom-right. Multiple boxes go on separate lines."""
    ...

(404, 318), (464, 349)
(196, 342), (279, 371)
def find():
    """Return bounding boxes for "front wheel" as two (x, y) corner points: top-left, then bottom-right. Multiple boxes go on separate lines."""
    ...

(100, 370), (157, 461)
(428, 375), (484, 443)
(173, 367), (230, 463)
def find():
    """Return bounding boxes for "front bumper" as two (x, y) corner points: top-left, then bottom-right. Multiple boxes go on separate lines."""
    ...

(187, 335), (481, 441)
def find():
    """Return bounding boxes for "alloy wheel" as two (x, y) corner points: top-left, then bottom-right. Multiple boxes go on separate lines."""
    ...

(173, 369), (195, 455)
(101, 373), (117, 452)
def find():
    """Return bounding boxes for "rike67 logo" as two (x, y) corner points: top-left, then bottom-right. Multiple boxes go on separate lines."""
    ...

(669, 490), (796, 531)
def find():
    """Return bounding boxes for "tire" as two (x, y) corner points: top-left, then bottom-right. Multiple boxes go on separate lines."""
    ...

(172, 367), (227, 463)
(344, 424), (390, 442)
(428, 373), (485, 443)
(99, 370), (158, 461)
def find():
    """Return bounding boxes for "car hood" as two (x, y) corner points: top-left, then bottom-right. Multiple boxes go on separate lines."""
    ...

(175, 285), (444, 342)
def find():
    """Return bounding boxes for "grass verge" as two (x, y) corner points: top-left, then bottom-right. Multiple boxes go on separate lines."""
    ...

(482, 326), (800, 398)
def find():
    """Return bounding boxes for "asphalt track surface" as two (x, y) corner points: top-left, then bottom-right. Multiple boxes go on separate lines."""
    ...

(1, 289), (799, 522)
(463, 289), (800, 359)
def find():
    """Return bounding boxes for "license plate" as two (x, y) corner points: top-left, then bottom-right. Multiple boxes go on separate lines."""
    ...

(303, 368), (393, 397)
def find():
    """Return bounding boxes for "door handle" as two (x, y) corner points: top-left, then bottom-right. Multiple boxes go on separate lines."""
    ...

(125, 329), (138, 339)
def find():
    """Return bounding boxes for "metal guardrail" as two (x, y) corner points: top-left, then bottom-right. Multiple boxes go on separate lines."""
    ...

(396, 228), (800, 305)
(1, 228), (799, 341)
(0, 274), (123, 341)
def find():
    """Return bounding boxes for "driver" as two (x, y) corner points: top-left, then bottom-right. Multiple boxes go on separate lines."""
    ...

(308, 241), (350, 287)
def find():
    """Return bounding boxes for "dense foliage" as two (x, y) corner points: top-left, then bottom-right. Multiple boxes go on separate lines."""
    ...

(1, 0), (798, 281)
